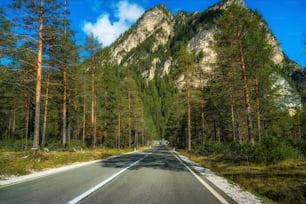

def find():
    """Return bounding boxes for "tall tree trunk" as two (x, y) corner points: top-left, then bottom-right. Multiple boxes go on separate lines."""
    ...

(231, 104), (236, 141)
(25, 91), (30, 150)
(141, 127), (144, 146)
(62, 0), (68, 146)
(128, 69), (131, 148)
(12, 105), (16, 138)
(240, 47), (254, 145)
(33, 1), (44, 150)
(8, 110), (12, 140)
(255, 77), (261, 144)
(62, 69), (67, 146)
(186, 73), (191, 151)
(82, 74), (86, 145)
(118, 111), (121, 149)
(42, 71), (50, 148)
(91, 54), (96, 148)
(231, 93), (236, 141)
(201, 100), (205, 145)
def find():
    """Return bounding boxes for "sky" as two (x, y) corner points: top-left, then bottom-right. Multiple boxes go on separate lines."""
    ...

(2, 0), (306, 67)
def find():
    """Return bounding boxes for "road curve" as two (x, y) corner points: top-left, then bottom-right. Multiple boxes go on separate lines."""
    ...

(0, 146), (233, 204)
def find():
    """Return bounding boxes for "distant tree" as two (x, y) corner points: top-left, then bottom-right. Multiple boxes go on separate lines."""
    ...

(84, 33), (101, 148)
(175, 46), (200, 151)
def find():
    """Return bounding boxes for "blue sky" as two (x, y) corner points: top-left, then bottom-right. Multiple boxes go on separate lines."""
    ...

(67, 0), (306, 67)
(2, 0), (305, 67)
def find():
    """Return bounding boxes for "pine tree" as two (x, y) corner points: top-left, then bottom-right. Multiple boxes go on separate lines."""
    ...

(84, 33), (101, 148)
(9, 0), (68, 150)
(175, 46), (200, 151)
(213, 4), (274, 144)
(0, 7), (15, 62)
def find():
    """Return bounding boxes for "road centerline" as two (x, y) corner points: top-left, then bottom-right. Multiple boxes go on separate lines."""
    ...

(67, 153), (149, 204)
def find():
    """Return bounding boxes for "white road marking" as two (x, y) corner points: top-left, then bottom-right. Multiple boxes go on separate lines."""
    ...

(67, 154), (148, 204)
(172, 151), (229, 204)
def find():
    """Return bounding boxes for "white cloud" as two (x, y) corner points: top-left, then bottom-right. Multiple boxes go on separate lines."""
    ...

(82, 1), (144, 47)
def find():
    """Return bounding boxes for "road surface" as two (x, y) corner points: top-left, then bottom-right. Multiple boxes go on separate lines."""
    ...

(0, 146), (233, 204)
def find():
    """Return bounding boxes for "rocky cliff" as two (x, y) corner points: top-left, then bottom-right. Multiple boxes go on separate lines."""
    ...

(101, 0), (303, 112)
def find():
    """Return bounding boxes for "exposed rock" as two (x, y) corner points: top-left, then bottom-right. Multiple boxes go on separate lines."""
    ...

(272, 74), (302, 115)
(161, 59), (172, 77)
(104, 1), (303, 113)
(111, 5), (173, 65)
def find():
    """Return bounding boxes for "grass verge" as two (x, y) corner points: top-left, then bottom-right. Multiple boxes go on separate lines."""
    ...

(179, 150), (306, 204)
(0, 147), (137, 178)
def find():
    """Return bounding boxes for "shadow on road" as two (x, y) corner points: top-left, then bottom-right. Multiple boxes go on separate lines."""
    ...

(99, 146), (187, 172)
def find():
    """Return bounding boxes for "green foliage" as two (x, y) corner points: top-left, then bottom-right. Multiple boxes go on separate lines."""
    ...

(195, 137), (304, 164)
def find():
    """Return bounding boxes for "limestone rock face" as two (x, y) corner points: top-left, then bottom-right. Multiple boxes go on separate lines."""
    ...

(102, 1), (302, 112)
(111, 5), (173, 65)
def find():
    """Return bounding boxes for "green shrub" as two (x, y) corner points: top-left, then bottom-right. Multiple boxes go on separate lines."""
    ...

(192, 137), (304, 164)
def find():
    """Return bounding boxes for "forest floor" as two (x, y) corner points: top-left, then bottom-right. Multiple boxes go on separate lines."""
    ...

(0, 147), (135, 178)
(179, 150), (306, 204)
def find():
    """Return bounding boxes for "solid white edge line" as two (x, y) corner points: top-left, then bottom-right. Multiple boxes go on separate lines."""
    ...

(67, 155), (148, 204)
(172, 152), (229, 204)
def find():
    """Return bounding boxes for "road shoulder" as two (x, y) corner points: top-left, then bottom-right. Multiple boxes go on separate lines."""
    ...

(172, 149), (262, 204)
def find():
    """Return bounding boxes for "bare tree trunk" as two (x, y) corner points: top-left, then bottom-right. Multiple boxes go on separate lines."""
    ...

(231, 91), (236, 141)
(186, 74), (191, 151)
(255, 77), (261, 144)
(141, 127), (144, 146)
(82, 75), (86, 145)
(128, 69), (131, 148)
(8, 110), (12, 140)
(201, 100), (205, 145)
(62, 0), (68, 146)
(25, 92), (30, 150)
(231, 104), (236, 141)
(42, 71), (50, 148)
(91, 54), (96, 148)
(12, 106), (16, 139)
(240, 47), (254, 145)
(33, 1), (44, 150)
(118, 111), (121, 149)
(62, 70), (67, 146)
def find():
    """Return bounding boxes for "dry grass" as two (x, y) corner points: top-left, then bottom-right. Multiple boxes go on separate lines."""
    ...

(180, 151), (306, 204)
(0, 147), (134, 177)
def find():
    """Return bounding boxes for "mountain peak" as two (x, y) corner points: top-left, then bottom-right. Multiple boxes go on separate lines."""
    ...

(223, 0), (245, 6)
(209, 0), (246, 10)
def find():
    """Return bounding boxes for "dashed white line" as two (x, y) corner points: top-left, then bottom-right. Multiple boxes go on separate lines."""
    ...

(67, 154), (148, 204)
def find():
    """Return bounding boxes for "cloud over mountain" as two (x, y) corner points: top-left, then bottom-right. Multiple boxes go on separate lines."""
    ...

(82, 0), (144, 47)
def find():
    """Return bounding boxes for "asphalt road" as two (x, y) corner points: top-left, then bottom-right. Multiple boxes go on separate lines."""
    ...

(0, 146), (233, 204)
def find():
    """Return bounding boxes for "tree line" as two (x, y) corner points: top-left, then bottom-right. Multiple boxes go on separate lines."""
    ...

(0, 2), (305, 157)
(0, 0), (158, 150)
(164, 4), (306, 158)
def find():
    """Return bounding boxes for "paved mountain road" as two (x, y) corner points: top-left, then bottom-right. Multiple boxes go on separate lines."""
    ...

(0, 146), (233, 204)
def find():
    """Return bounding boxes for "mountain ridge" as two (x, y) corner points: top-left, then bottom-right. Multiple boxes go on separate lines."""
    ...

(99, 0), (303, 111)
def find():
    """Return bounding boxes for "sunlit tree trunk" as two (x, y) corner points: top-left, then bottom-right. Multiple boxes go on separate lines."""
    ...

(42, 71), (50, 148)
(201, 100), (205, 145)
(33, 1), (44, 150)
(186, 73), (191, 151)
(62, 0), (68, 146)
(91, 54), (96, 148)
(128, 69), (131, 148)
(118, 111), (121, 149)
(240, 47), (254, 145)
(24, 90), (30, 150)
(82, 75), (86, 145)
(255, 77), (261, 144)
